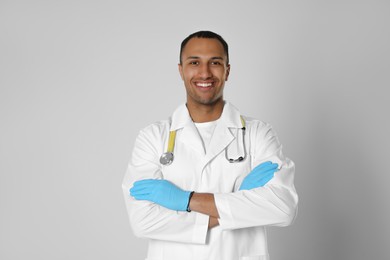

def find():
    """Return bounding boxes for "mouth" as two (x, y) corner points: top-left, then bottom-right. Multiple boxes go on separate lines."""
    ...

(194, 81), (214, 90)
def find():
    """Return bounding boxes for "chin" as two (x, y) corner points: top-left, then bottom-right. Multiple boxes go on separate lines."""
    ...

(197, 97), (223, 106)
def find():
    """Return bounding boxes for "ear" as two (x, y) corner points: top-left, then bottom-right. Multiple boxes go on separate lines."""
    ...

(178, 63), (184, 80)
(225, 64), (231, 81)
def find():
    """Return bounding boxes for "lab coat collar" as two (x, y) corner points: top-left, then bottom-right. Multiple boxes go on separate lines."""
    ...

(170, 101), (243, 170)
(219, 102), (243, 129)
(170, 104), (193, 131)
(170, 101), (243, 131)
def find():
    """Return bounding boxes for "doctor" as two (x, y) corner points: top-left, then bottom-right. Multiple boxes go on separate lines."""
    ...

(122, 31), (298, 260)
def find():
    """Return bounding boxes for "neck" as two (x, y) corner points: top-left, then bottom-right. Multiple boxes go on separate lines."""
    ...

(186, 99), (225, 123)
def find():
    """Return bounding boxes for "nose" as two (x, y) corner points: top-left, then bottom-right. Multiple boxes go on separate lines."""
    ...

(198, 63), (212, 79)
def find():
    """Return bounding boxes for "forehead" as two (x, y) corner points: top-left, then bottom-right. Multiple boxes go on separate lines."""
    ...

(182, 38), (226, 59)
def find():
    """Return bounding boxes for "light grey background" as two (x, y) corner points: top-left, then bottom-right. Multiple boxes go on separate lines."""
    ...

(1, 1), (389, 259)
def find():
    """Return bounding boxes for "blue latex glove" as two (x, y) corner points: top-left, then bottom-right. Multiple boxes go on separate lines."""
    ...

(239, 161), (279, 190)
(130, 179), (191, 211)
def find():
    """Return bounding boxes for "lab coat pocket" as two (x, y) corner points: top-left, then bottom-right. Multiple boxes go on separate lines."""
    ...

(221, 150), (251, 191)
(220, 155), (251, 192)
(240, 255), (269, 260)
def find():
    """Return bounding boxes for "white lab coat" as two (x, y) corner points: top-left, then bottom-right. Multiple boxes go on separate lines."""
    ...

(122, 102), (298, 260)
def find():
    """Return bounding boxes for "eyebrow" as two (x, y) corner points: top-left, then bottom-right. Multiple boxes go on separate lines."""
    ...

(185, 56), (224, 60)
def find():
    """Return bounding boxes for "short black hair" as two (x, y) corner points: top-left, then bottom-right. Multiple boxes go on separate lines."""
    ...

(179, 31), (229, 65)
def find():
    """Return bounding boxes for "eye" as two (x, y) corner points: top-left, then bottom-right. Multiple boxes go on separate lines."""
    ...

(211, 61), (221, 65)
(189, 61), (199, 65)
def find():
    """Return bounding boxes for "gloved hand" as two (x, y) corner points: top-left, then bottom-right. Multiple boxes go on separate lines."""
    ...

(239, 161), (279, 190)
(130, 179), (191, 211)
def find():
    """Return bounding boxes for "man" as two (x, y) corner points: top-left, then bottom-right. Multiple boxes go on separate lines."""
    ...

(122, 31), (298, 260)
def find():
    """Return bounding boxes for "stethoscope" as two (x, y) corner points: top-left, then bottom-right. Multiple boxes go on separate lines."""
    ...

(160, 116), (247, 165)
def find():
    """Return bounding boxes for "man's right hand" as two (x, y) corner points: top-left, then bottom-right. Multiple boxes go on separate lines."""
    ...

(239, 161), (279, 190)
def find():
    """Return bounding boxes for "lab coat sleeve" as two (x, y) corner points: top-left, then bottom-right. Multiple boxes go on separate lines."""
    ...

(122, 127), (209, 244)
(214, 122), (298, 230)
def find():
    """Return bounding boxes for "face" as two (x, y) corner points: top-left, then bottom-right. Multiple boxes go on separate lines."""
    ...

(178, 38), (230, 107)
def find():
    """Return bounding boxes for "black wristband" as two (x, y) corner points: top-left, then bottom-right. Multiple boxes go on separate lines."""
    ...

(186, 191), (195, 212)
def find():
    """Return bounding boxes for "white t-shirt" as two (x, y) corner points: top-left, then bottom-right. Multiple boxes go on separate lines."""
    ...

(194, 120), (218, 154)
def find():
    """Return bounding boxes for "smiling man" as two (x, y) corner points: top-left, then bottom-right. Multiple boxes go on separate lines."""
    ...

(122, 31), (298, 260)
(179, 35), (229, 113)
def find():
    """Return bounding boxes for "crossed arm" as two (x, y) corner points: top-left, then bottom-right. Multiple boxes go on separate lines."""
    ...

(129, 162), (279, 229)
(124, 125), (298, 243)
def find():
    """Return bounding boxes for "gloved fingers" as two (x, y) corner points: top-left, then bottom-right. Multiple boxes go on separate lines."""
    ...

(252, 161), (277, 172)
(252, 162), (278, 173)
(252, 161), (272, 171)
(132, 179), (164, 191)
(131, 182), (156, 191)
(258, 173), (274, 183)
(255, 170), (275, 181)
(130, 184), (153, 194)
(132, 193), (151, 201)
(133, 179), (160, 186)
(130, 187), (151, 198)
(130, 183), (155, 197)
(257, 161), (272, 167)
(130, 189), (152, 199)
(247, 164), (278, 179)
(257, 174), (274, 187)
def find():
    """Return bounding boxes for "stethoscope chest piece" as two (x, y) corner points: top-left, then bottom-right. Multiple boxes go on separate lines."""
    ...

(160, 152), (174, 165)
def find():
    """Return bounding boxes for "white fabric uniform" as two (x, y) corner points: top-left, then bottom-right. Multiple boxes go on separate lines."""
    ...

(122, 102), (298, 260)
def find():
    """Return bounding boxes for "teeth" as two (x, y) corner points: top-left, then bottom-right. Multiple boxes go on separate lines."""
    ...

(196, 83), (212, 87)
